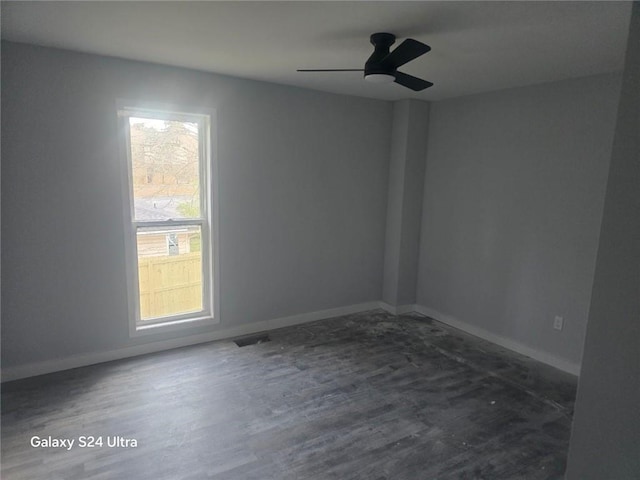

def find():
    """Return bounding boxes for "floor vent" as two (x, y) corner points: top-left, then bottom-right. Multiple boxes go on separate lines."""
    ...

(234, 334), (271, 347)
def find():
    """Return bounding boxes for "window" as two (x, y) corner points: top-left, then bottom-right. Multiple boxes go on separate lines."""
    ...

(119, 107), (216, 333)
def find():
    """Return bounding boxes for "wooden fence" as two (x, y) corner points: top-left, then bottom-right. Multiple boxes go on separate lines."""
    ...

(138, 252), (202, 320)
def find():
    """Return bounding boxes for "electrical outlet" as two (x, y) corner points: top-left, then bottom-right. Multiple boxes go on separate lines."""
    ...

(553, 316), (564, 331)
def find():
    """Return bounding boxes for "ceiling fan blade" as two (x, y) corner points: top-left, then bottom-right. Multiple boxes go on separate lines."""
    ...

(297, 69), (364, 72)
(382, 39), (431, 69)
(394, 71), (433, 91)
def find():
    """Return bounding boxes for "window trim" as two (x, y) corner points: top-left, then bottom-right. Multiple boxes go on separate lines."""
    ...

(117, 103), (220, 336)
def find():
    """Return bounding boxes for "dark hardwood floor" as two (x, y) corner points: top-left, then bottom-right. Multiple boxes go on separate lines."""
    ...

(1, 310), (577, 479)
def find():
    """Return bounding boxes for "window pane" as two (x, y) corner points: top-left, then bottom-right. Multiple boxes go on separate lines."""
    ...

(129, 117), (201, 220)
(136, 225), (203, 320)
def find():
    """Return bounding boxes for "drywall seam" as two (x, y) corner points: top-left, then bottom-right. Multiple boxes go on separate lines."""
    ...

(1, 301), (381, 382)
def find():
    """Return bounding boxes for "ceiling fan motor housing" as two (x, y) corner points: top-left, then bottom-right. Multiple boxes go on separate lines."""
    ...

(365, 32), (397, 79)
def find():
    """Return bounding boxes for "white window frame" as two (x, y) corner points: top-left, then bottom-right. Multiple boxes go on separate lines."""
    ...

(118, 104), (219, 336)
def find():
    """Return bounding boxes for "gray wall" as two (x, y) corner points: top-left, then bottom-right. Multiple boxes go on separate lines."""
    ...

(1, 40), (628, 379)
(1, 42), (391, 368)
(382, 99), (430, 307)
(566, 3), (640, 477)
(416, 73), (621, 366)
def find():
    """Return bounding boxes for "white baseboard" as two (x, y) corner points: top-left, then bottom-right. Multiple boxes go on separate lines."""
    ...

(1, 301), (581, 381)
(1, 301), (381, 382)
(377, 302), (416, 315)
(411, 304), (581, 376)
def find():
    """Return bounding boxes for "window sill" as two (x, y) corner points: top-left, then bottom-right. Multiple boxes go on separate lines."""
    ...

(131, 315), (218, 337)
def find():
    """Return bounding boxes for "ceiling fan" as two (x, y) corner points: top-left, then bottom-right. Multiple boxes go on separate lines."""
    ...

(297, 33), (433, 91)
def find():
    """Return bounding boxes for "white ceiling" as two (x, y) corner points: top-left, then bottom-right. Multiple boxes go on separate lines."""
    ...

(1, 1), (632, 101)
